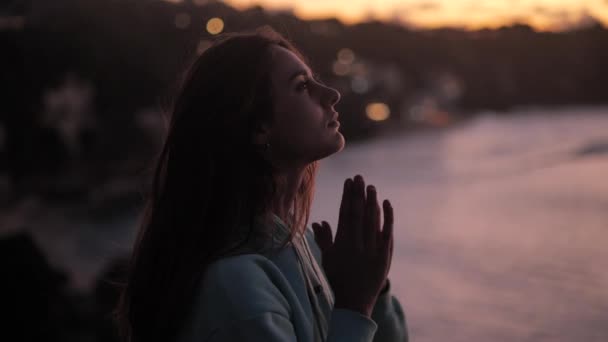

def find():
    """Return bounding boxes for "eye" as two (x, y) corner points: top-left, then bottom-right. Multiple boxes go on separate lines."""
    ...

(296, 79), (310, 92)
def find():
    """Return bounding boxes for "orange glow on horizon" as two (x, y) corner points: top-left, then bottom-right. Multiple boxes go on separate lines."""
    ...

(218, 0), (608, 31)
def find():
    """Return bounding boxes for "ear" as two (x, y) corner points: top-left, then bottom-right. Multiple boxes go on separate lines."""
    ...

(252, 121), (272, 146)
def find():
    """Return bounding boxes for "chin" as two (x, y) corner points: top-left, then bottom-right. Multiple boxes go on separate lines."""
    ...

(312, 132), (345, 161)
(333, 131), (346, 153)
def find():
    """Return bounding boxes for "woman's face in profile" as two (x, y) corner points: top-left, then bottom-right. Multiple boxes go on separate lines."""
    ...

(263, 45), (345, 166)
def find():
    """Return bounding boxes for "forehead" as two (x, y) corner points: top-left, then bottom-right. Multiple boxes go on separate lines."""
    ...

(269, 45), (311, 80)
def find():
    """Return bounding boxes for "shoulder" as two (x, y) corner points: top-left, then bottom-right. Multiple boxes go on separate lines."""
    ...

(198, 254), (293, 318)
(179, 254), (297, 341)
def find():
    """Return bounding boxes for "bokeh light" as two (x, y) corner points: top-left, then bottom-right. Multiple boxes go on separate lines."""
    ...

(366, 102), (391, 121)
(351, 62), (367, 76)
(351, 76), (369, 94)
(332, 61), (350, 76)
(337, 48), (355, 65)
(206, 17), (224, 35)
(406, 96), (452, 126)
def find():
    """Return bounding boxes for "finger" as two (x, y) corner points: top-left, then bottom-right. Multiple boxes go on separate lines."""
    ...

(380, 221), (394, 273)
(321, 221), (334, 246)
(312, 222), (333, 253)
(335, 178), (352, 244)
(388, 234), (394, 271)
(364, 185), (380, 250)
(351, 175), (366, 250)
(382, 199), (393, 243)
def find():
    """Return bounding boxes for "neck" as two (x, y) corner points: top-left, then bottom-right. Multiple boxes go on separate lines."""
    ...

(270, 164), (307, 226)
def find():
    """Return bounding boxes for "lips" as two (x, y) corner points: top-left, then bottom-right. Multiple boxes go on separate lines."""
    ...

(327, 112), (339, 127)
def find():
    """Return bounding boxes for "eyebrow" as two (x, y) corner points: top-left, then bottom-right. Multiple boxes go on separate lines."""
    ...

(288, 69), (321, 83)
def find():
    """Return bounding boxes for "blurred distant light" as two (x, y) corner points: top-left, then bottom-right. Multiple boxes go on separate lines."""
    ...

(337, 48), (355, 65)
(164, 0), (184, 3)
(175, 13), (191, 29)
(366, 103), (391, 122)
(406, 96), (451, 126)
(332, 61), (351, 76)
(438, 74), (464, 100)
(428, 111), (451, 126)
(197, 39), (213, 55)
(206, 17), (224, 35)
(351, 76), (369, 94)
(193, 0), (208, 5)
(351, 62), (368, 76)
(409, 97), (437, 122)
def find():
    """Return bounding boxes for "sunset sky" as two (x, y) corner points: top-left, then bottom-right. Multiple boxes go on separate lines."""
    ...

(209, 0), (608, 31)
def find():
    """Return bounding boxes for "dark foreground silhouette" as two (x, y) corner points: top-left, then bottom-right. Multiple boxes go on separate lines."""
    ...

(1, 232), (127, 342)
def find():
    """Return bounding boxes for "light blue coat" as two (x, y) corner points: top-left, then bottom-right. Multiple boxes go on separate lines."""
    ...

(177, 214), (408, 342)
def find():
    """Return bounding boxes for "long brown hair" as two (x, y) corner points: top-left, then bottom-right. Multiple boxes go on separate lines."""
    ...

(115, 26), (318, 342)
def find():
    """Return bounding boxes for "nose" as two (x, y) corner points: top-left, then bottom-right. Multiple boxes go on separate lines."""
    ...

(321, 84), (341, 108)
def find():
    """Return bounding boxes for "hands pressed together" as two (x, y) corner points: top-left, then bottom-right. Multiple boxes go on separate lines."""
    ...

(312, 175), (394, 318)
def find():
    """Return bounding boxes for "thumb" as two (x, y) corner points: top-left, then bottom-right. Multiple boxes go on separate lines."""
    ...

(312, 221), (333, 253)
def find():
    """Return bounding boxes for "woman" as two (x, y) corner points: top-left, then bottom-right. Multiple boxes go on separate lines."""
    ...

(116, 26), (408, 342)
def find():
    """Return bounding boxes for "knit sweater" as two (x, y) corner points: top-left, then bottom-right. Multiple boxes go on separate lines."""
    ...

(177, 214), (408, 342)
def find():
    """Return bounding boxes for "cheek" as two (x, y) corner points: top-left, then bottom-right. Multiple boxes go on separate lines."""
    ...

(271, 115), (322, 156)
(274, 114), (321, 148)
(270, 95), (335, 155)
(275, 97), (324, 131)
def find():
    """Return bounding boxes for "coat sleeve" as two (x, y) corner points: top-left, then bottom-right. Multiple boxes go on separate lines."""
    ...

(205, 308), (382, 342)
(177, 255), (298, 342)
(184, 248), (407, 342)
(325, 279), (408, 342)
(370, 279), (409, 342)
(181, 254), (379, 342)
(204, 304), (402, 342)
(205, 312), (297, 341)
(327, 308), (379, 342)
(306, 227), (409, 342)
